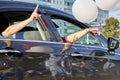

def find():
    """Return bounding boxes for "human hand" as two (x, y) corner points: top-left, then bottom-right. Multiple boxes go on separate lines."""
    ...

(89, 27), (101, 35)
(30, 5), (40, 20)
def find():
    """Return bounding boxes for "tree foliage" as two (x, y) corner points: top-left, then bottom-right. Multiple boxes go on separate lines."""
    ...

(102, 17), (119, 38)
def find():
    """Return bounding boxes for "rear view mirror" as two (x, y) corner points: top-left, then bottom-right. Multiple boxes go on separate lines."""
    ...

(107, 37), (119, 54)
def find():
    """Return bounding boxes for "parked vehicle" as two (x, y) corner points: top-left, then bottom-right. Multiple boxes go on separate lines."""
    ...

(0, 1), (120, 80)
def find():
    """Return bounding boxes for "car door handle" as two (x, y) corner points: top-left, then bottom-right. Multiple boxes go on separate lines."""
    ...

(0, 48), (22, 57)
(71, 52), (83, 56)
(0, 49), (21, 53)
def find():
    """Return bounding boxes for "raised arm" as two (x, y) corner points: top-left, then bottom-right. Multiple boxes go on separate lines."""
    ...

(61, 27), (100, 53)
(2, 5), (40, 38)
(65, 27), (99, 43)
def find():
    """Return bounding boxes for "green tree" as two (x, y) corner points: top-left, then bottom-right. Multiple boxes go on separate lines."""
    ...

(102, 17), (119, 38)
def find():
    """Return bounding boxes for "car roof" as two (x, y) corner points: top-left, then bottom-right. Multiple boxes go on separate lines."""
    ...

(0, 1), (91, 29)
(0, 1), (71, 17)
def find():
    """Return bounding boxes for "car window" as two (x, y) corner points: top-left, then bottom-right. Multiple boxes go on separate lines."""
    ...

(51, 18), (100, 46)
(9, 13), (51, 41)
(77, 33), (99, 46)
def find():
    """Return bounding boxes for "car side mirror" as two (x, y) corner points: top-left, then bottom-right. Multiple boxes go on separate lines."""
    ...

(107, 37), (119, 54)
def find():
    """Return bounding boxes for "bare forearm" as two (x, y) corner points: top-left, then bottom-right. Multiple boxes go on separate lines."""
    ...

(66, 28), (89, 43)
(2, 18), (33, 37)
(2, 5), (39, 38)
(65, 27), (99, 43)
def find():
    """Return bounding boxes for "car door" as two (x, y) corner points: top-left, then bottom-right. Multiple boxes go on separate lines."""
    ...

(0, 15), (66, 55)
(0, 10), (72, 80)
(44, 12), (120, 80)
(45, 14), (106, 56)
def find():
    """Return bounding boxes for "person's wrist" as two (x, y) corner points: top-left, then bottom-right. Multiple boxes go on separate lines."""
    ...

(86, 28), (90, 33)
(28, 17), (34, 22)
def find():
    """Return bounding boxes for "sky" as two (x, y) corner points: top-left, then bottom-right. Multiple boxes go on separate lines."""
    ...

(109, 1), (120, 22)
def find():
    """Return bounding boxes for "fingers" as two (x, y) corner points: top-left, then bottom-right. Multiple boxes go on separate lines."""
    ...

(90, 28), (99, 32)
(30, 5), (40, 20)
(90, 28), (101, 35)
(33, 5), (39, 13)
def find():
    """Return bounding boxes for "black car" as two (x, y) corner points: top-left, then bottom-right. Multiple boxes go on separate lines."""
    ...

(0, 1), (120, 80)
